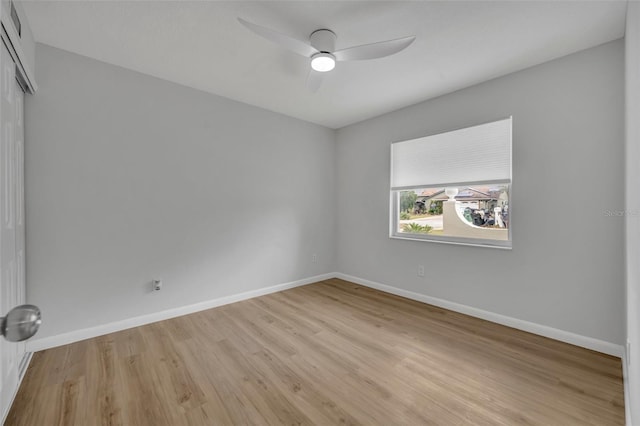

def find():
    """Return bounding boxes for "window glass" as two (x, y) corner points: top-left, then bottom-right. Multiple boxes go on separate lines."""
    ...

(395, 184), (509, 245)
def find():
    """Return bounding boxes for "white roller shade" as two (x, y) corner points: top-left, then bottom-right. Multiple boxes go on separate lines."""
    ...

(391, 117), (512, 190)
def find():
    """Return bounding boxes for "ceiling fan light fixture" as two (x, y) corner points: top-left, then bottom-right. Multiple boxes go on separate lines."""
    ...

(311, 52), (335, 72)
(237, 18), (416, 91)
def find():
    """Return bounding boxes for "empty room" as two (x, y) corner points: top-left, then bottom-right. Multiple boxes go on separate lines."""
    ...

(0, 0), (638, 424)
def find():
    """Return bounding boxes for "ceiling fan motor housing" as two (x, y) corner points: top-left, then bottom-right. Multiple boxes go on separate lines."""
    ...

(310, 29), (336, 53)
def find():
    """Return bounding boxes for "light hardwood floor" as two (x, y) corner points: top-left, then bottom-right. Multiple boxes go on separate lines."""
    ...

(6, 279), (624, 425)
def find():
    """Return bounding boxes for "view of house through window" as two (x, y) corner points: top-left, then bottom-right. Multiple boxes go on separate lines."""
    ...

(396, 184), (509, 240)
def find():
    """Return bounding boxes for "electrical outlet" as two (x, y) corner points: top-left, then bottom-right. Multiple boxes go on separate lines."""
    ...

(312, 254), (317, 263)
(152, 279), (162, 291)
(417, 265), (425, 277)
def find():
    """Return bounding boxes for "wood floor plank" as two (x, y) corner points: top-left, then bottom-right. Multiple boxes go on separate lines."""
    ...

(5, 279), (625, 425)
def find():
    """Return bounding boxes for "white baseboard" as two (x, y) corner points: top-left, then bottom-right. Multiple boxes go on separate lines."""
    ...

(1, 351), (33, 425)
(335, 273), (624, 358)
(622, 348), (632, 426)
(27, 271), (624, 359)
(26, 273), (335, 352)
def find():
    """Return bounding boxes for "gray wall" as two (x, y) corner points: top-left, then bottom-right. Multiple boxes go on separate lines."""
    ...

(25, 44), (337, 339)
(336, 40), (625, 344)
(626, 2), (640, 422)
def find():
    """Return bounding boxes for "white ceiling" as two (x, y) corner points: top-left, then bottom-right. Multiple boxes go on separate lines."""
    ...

(22, 1), (627, 129)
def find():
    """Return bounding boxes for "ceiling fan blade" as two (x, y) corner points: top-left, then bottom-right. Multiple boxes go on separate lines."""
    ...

(238, 18), (318, 58)
(306, 69), (324, 92)
(333, 36), (416, 62)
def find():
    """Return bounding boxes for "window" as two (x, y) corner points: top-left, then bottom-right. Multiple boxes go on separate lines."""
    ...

(390, 117), (512, 248)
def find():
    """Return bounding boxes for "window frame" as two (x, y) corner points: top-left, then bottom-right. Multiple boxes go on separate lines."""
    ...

(389, 118), (513, 249)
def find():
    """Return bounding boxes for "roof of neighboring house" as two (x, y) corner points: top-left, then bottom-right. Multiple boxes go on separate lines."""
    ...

(418, 188), (443, 197)
(417, 186), (503, 202)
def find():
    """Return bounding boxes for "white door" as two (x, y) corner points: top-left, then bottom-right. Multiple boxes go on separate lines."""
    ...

(0, 39), (26, 418)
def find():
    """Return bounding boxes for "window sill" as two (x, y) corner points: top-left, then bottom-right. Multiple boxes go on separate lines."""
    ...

(390, 233), (512, 250)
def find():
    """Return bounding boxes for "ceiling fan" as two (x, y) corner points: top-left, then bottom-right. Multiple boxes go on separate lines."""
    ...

(238, 18), (416, 92)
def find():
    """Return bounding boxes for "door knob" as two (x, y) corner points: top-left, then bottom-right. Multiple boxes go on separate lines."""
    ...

(0, 305), (41, 342)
